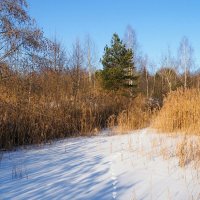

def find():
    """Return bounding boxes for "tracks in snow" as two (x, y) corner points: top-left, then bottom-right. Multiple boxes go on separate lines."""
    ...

(110, 142), (120, 199)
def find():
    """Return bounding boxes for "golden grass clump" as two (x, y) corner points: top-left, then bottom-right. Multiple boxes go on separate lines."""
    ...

(175, 137), (200, 168)
(116, 95), (153, 133)
(153, 88), (200, 135)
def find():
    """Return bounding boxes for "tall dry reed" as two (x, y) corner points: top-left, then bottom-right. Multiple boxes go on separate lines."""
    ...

(153, 88), (200, 135)
(116, 95), (155, 133)
(0, 70), (130, 149)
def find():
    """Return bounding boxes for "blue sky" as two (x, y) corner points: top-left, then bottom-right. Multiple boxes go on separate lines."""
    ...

(27, 0), (200, 69)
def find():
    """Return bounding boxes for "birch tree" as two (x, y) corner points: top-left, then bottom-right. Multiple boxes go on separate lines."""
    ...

(160, 47), (178, 92)
(0, 0), (43, 62)
(124, 25), (141, 69)
(84, 35), (97, 83)
(178, 36), (194, 90)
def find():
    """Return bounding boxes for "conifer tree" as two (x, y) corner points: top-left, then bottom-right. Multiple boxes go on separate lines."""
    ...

(100, 33), (137, 95)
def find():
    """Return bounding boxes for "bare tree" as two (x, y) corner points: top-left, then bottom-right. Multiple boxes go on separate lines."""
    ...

(124, 25), (138, 53)
(139, 55), (149, 98)
(70, 39), (84, 99)
(0, 0), (45, 93)
(149, 61), (157, 97)
(84, 35), (97, 83)
(44, 38), (67, 71)
(160, 47), (178, 92)
(0, 0), (44, 61)
(124, 25), (142, 69)
(178, 36), (194, 90)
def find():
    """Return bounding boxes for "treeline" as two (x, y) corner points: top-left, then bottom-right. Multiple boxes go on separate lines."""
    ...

(1, 0), (200, 149)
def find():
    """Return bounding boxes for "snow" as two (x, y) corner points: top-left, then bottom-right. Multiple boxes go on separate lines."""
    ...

(0, 129), (200, 200)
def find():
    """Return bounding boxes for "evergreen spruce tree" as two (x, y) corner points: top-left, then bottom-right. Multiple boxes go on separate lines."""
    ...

(100, 33), (137, 95)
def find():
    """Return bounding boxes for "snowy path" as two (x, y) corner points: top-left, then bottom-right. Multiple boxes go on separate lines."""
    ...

(0, 129), (200, 200)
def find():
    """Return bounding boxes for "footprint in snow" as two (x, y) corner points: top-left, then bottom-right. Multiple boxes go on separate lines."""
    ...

(110, 155), (119, 199)
(112, 191), (117, 199)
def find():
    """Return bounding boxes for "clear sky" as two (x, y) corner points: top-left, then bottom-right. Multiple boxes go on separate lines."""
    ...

(27, 0), (200, 69)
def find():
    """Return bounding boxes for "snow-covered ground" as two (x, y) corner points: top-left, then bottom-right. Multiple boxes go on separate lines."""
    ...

(0, 129), (200, 200)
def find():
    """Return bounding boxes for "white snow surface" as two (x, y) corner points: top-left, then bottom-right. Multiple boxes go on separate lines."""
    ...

(0, 128), (200, 200)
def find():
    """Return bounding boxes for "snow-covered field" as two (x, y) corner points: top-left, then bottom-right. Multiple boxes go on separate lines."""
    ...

(0, 129), (200, 200)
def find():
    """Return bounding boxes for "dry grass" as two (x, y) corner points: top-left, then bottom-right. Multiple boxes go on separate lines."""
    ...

(153, 88), (200, 135)
(175, 136), (200, 168)
(152, 89), (200, 168)
(0, 70), (131, 149)
(116, 95), (155, 133)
